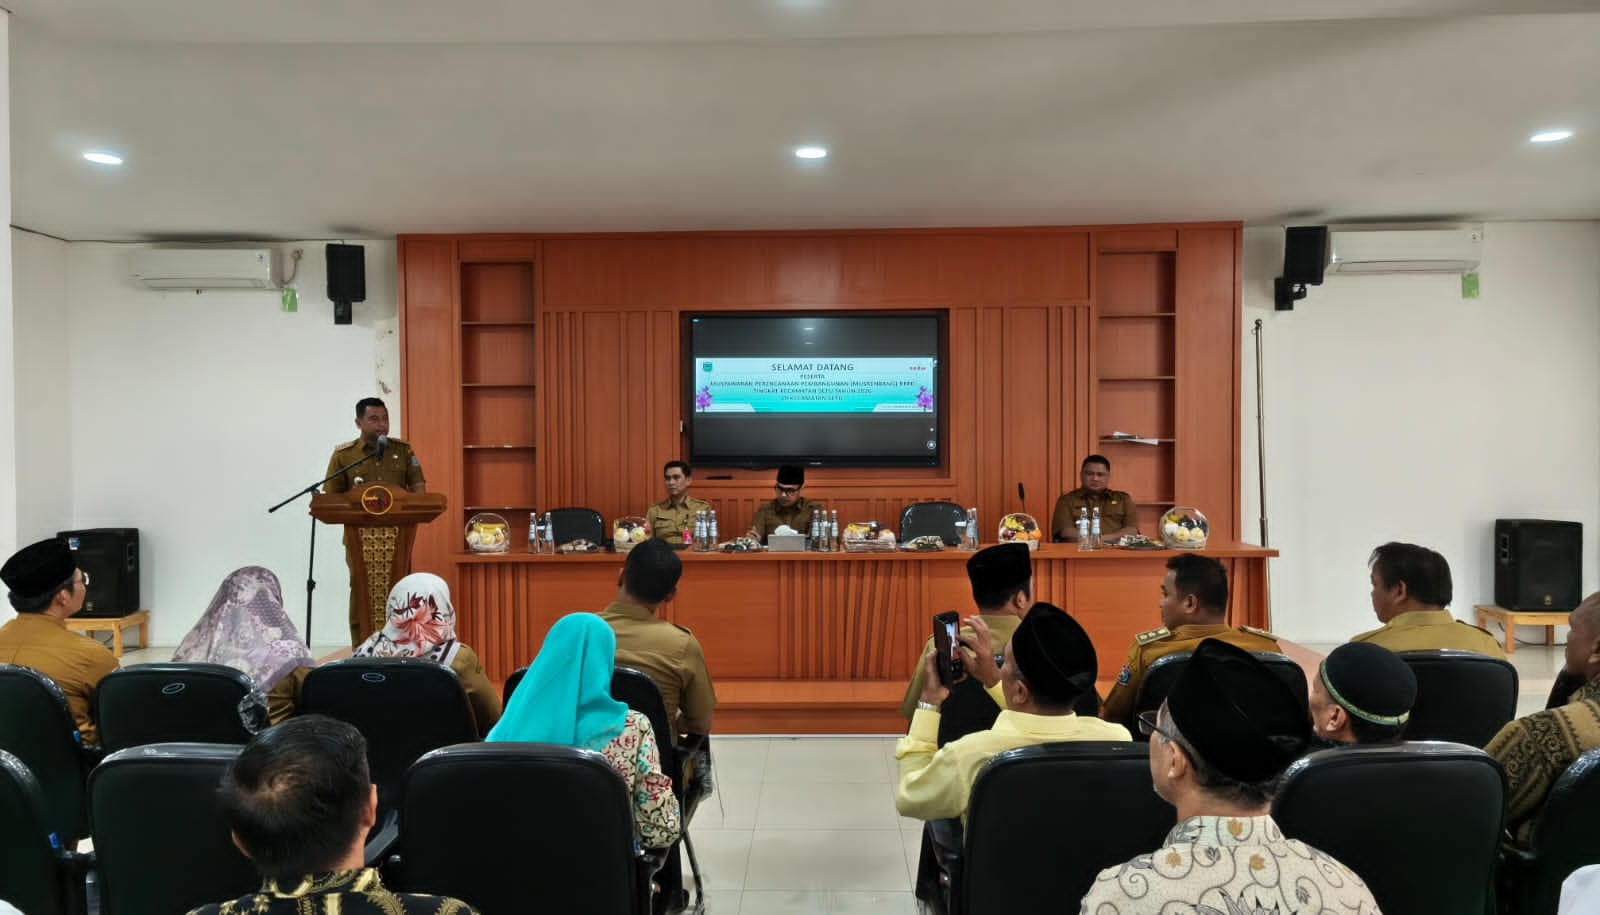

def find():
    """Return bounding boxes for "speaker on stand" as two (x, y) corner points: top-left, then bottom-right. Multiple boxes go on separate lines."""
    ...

(1494, 519), (1582, 612)
(56, 528), (141, 619)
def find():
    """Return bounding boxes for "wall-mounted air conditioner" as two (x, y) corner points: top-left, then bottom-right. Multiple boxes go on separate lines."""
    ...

(130, 248), (277, 290)
(1327, 226), (1483, 275)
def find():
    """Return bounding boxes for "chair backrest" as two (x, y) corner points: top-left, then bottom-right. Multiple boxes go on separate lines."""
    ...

(94, 663), (259, 752)
(961, 742), (1173, 915)
(299, 659), (479, 813)
(1134, 651), (1307, 738)
(610, 667), (676, 764)
(1397, 650), (1519, 747)
(0, 664), (90, 840)
(1517, 747), (1600, 915)
(502, 665), (527, 706)
(0, 749), (75, 915)
(548, 508), (605, 546)
(937, 675), (1002, 747)
(899, 502), (968, 546)
(1273, 741), (1505, 915)
(395, 743), (648, 915)
(89, 743), (258, 915)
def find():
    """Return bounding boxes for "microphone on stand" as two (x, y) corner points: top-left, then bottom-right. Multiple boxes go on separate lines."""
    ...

(1017, 482), (1027, 517)
(375, 434), (388, 458)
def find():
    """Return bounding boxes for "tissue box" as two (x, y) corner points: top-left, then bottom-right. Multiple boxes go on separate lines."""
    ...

(768, 533), (807, 552)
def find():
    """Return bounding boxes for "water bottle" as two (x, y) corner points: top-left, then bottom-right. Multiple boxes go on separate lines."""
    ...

(694, 511), (707, 552)
(830, 510), (841, 551)
(709, 510), (719, 547)
(964, 507), (979, 551)
(1090, 507), (1103, 550)
(542, 512), (555, 553)
(527, 511), (538, 554)
(1076, 507), (1091, 551)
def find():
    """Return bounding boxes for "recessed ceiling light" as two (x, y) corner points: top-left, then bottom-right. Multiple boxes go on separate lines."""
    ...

(794, 146), (828, 160)
(1529, 130), (1573, 144)
(82, 151), (124, 165)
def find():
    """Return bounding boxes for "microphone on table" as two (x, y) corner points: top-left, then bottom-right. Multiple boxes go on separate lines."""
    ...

(1017, 482), (1026, 516)
(376, 434), (388, 458)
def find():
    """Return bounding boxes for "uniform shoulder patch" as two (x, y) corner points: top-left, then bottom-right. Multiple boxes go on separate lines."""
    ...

(1135, 627), (1172, 646)
(1117, 666), (1133, 685)
(1240, 625), (1279, 641)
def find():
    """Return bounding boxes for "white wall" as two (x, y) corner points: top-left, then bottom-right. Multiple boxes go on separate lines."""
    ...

(35, 240), (401, 645)
(10, 230), (73, 574)
(0, 13), (16, 585)
(1241, 221), (1600, 643)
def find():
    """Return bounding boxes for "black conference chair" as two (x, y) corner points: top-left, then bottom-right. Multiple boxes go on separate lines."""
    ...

(547, 508), (606, 548)
(900, 502), (968, 546)
(927, 743), (1173, 915)
(503, 665), (527, 706)
(299, 658), (479, 816)
(0, 664), (94, 841)
(1273, 741), (1505, 915)
(1397, 650), (1519, 747)
(1499, 747), (1600, 915)
(611, 667), (704, 915)
(390, 743), (658, 915)
(88, 743), (260, 915)
(0, 749), (90, 915)
(1132, 651), (1307, 739)
(93, 663), (261, 752)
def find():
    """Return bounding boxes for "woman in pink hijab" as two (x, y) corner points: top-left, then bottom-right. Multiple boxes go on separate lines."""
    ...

(173, 566), (314, 724)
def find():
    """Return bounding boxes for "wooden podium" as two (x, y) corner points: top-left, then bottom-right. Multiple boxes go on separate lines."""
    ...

(311, 484), (447, 644)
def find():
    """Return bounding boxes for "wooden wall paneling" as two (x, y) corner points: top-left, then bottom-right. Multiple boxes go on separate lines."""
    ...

(1000, 306), (1053, 520)
(672, 567), (782, 679)
(947, 306), (980, 509)
(1096, 380), (1175, 439)
(461, 327), (536, 385)
(1096, 252), (1176, 314)
(399, 239), (461, 593)
(462, 388), (536, 446)
(1097, 317), (1176, 378)
(1073, 307), (1094, 474)
(1095, 228), (1179, 253)
(538, 311), (583, 508)
(459, 239), (539, 264)
(579, 312), (626, 517)
(460, 263), (535, 322)
(1175, 227), (1243, 542)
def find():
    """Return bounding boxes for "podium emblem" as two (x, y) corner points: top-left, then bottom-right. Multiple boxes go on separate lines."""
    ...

(360, 485), (395, 516)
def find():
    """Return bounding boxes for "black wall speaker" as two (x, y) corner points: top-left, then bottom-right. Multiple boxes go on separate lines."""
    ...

(326, 243), (366, 325)
(56, 528), (140, 619)
(1282, 226), (1329, 285)
(1494, 519), (1583, 612)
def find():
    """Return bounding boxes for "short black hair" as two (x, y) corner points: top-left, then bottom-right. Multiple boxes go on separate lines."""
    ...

(1164, 713), (1279, 807)
(1346, 715), (1407, 745)
(219, 716), (372, 885)
(1369, 542), (1452, 607)
(1166, 553), (1229, 616)
(7, 573), (78, 614)
(663, 460), (691, 477)
(622, 539), (683, 605)
(973, 577), (1032, 613)
(355, 397), (386, 419)
(1081, 454), (1111, 473)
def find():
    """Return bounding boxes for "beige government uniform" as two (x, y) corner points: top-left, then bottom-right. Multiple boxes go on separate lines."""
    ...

(323, 437), (426, 646)
(598, 600), (717, 745)
(0, 613), (120, 745)
(1050, 487), (1136, 540)
(899, 613), (1023, 720)
(645, 496), (712, 546)
(1348, 608), (1506, 658)
(1100, 622), (1281, 726)
(748, 497), (825, 542)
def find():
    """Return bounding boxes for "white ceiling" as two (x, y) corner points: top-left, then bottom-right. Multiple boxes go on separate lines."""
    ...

(9, 0), (1600, 240)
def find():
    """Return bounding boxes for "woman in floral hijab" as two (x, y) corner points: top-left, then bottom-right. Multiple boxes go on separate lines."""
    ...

(353, 572), (501, 735)
(174, 566), (314, 725)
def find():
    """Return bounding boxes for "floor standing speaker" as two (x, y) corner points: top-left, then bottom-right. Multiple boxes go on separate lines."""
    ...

(1494, 519), (1582, 612)
(56, 528), (140, 619)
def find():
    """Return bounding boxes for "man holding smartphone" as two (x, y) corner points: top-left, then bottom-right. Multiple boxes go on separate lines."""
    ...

(893, 603), (1130, 822)
(899, 543), (1034, 721)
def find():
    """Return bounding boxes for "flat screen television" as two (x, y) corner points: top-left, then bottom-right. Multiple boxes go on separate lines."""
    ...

(686, 312), (944, 468)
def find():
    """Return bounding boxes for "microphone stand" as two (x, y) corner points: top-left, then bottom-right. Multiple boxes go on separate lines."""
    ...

(268, 447), (384, 646)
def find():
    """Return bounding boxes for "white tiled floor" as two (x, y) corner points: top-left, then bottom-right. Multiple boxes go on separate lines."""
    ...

(119, 641), (1569, 914)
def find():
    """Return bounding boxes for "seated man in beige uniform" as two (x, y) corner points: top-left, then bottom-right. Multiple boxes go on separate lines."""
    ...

(0, 538), (119, 744)
(900, 542), (1033, 720)
(1349, 541), (1505, 658)
(644, 460), (711, 546)
(598, 538), (716, 746)
(745, 465), (823, 543)
(1051, 454), (1137, 542)
(1101, 553), (1280, 728)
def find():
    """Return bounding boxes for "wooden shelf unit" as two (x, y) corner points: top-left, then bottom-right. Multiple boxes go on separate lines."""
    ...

(460, 261), (539, 550)
(1095, 249), (1178, 528)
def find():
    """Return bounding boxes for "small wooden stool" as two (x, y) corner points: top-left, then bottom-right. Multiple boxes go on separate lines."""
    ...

(1474, 604), (1567, 655)
(65, 609), (150, 658)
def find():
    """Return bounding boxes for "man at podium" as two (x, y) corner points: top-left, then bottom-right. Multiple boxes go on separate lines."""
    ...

(323, 397), (427, 645)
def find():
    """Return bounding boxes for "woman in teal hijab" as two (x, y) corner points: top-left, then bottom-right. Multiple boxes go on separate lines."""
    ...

(489, 613), (680, 847)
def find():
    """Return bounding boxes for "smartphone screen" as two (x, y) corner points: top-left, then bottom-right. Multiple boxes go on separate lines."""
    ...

(932, 612), (965, 686)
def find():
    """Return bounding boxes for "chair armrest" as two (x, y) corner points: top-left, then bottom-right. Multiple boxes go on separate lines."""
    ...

(363, 810), (401, 868)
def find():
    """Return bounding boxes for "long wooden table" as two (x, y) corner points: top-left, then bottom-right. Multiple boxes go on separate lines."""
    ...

(453, 542), (1277, 733)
